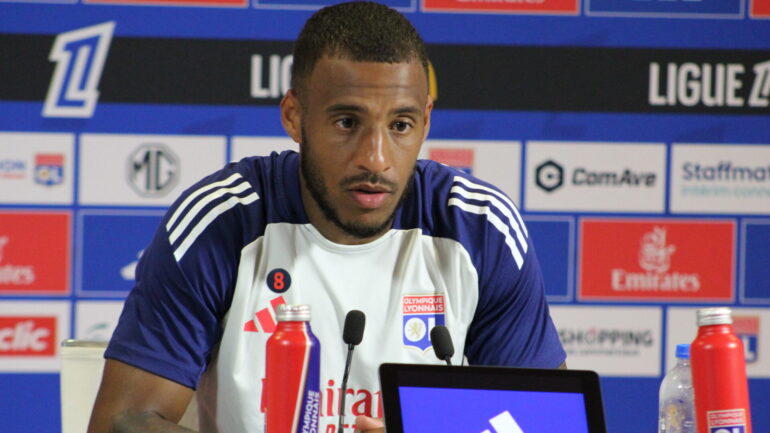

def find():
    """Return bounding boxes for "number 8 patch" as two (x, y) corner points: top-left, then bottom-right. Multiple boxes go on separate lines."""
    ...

(267, 268), (291, 293)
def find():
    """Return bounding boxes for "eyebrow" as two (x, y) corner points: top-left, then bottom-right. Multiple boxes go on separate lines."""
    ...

(326, 104), (363, 114)
(325, 104), (422, 116)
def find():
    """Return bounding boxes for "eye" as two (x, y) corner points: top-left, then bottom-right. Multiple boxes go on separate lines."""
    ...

(335, 117), (357, 130)
(392, 120), (413, 133)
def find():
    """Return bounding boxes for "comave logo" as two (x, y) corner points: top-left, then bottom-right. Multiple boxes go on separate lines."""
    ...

(43, 22), (115, 118)
(480, 411), (525, 433)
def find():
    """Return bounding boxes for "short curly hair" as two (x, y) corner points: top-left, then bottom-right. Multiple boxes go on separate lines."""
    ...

(291, 1), (429, 99)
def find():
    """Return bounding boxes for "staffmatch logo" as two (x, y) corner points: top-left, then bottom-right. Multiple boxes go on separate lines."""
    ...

(43, 22), (115, 118)
(402, 294), (445, 351)
(0, 317), (56, 357)
(579, 219), (734, 302)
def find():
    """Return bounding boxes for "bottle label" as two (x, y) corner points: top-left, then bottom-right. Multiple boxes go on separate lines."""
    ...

(707, 409), (747, 433)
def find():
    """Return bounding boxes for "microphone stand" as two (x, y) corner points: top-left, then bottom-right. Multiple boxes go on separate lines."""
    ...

(338, 343), (355, 433)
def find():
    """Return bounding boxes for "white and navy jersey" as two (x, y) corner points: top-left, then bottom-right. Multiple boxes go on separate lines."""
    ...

(106, 150), (565, 433)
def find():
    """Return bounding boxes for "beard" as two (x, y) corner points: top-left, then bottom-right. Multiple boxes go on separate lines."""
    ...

(299, 128), (414, 240)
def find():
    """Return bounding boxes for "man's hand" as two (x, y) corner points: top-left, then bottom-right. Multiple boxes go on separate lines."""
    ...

(354, 415), (385, 433)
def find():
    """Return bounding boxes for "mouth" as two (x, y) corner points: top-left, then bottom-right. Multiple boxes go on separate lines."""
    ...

(348, 184), (393, 209)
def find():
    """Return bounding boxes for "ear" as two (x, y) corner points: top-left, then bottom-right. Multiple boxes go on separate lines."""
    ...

(422, 94), (434, 142)
(280, 89), (303, 144)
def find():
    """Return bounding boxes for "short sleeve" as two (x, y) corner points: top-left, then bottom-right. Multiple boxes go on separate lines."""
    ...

(105, 166), (263, 388)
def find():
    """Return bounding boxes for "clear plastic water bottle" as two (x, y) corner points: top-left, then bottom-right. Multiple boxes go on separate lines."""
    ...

(658, 343), (695, 433)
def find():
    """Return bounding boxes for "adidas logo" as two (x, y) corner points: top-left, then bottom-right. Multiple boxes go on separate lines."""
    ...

(480, 411), (524, 433)
(243, 296), (286, 333)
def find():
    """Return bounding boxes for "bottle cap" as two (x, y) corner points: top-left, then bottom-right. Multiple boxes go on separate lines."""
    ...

(276, 304), (311, 322)
(675, 343), (690, 359)
(696, 307), (732, 327)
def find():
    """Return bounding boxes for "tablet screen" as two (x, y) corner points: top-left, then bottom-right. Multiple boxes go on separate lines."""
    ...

(379, 364), (606, 433)
(399, 387), (589, 433)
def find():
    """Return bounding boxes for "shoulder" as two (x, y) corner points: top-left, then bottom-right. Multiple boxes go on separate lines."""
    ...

(409, 159), (531, 271)
(163, 151), (298, 263)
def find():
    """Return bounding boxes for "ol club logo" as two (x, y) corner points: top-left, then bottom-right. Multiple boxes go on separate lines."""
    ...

(733, 315), (759, 364)
(402, 294), (445, 351)
(34, 154), (64, 186)
(267, 268), (291, 294)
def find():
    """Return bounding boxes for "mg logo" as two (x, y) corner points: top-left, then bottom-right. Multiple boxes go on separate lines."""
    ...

(43, 22), (115, 118)
(127, 144), (179, 197)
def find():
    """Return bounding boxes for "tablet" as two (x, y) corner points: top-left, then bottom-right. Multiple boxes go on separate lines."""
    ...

(379, 363), (607, 433)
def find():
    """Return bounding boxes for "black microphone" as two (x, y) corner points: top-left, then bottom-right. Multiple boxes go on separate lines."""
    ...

(431, 325), (454, 366)
(339, 310), (366, 433)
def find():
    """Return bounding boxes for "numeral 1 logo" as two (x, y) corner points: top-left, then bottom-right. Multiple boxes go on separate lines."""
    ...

(43, 21), (115, 118)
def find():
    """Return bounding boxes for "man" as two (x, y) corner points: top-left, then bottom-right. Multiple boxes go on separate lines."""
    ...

(88, 2), (566, 432)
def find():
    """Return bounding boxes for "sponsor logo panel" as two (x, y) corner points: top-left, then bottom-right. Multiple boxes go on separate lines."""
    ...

(524, 216), (574, 301)
(75, 301), (126, 341)
(525, 141), (666, 212)
(0, 132), (74, 205)
(402, 294), (445, 351)
(741, 220), (770, 303)
(422, 0), (577, 14)
(671, 144), (770, 215)
(666, 308), (770, 378)
(85, 0), (246, 6)
(586, 0), (742, 17)
(753, 0), (770, 17)
(428, 148), (474, 174)
(0, 211), (70, 295)
(420, 140), (521, 206)
(0, 0), (75, 3)
(230, 136), (297, 162)
(0, 301), (70, 372)
(79, 134), (226, 206)
(579, 219), (734, 302)
(77, 211), (163, 295)
(550, 305), (662, 377)
(254, 0), (412, 9)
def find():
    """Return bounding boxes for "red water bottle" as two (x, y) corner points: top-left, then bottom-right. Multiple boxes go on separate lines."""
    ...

(265, 304), (321, 433)
(690, 307), (752, 433)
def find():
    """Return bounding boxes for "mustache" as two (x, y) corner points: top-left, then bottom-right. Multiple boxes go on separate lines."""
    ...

(340, 172), (399, 190)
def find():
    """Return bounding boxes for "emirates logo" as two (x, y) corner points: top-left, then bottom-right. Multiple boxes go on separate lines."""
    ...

(638, 227), (676, 273)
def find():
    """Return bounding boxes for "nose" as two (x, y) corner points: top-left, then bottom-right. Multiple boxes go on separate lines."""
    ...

(354, 126), (392, 174)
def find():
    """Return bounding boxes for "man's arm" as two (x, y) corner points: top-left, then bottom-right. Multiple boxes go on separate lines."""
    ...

(87, 359), (196, 433)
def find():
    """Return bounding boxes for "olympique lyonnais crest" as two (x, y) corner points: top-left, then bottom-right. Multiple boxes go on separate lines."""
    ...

(402, 294), (445, 351)
(34, 154), (64, 186)
(733, 315), (760, 364)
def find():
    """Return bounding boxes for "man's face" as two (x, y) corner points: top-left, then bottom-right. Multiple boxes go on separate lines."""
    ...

(284, 56), (432, 245)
